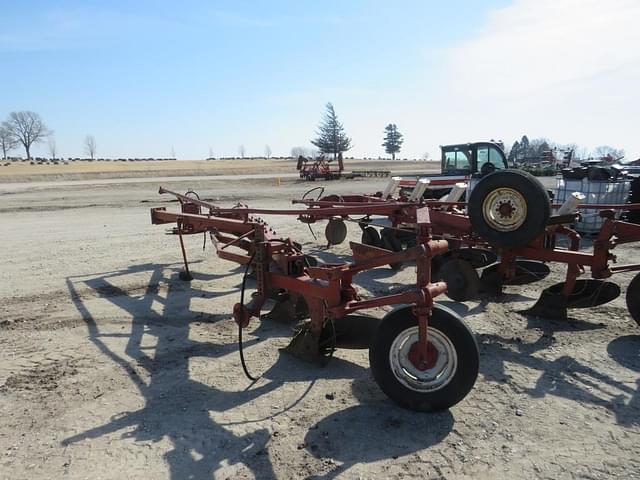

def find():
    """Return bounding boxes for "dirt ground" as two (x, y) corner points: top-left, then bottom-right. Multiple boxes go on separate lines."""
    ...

(1, 169), (639, 480)
(0, 158), (432, 183)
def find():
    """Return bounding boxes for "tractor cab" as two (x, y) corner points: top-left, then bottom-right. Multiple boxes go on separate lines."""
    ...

(441, 142), (509, 177)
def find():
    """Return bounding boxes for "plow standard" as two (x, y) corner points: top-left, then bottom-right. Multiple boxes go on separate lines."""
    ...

(150, 170), (640, 412)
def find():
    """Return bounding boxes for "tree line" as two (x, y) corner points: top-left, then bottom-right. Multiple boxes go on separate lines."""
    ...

(1, 108), (627, 163)
(0, 110), (100, 161)
(308, 104), (629, 163)
(507, 135), (625, 164)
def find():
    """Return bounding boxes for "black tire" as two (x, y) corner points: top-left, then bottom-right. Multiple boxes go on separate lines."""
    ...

(369, 304), (479, 412)
(626, 272), (640, 326)
(361, 227), (381, 247)
(468, 169), (550, 248)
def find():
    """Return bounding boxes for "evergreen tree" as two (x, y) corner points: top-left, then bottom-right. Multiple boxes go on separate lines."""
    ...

(382, 123), (403, 160)
(534, 140), (550, 158)
(520, 135), (531, 160)
(311, 103), (352, 159)
(507, 140), (520, 163)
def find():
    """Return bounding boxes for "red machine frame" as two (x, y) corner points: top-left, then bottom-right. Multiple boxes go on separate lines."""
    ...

(150, 187), (449, 370)
(293, 188), (640, 320)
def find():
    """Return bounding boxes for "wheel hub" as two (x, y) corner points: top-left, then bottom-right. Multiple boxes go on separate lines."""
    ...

(482, 187), (527, 232)
(389, 326), (458, 392)
(408, 341), (438, 370)
(497, 201), (514, 218)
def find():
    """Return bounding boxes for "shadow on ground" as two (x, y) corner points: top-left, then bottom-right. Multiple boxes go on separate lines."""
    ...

(477, 329), (640, 426)
(62, 261), (455, 479)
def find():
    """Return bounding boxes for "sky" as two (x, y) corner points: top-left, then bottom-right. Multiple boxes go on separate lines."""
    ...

(1, 0), (638, 160)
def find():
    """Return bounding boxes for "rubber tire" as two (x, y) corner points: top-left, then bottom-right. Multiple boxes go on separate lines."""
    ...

(625, 272), (640, 326)
(468, 169), (550, 249)
(369, 304), (479, 412)
(361, 227), (381, 247)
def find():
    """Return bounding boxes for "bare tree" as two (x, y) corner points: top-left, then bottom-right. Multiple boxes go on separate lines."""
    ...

(594, 145), (625, 160)
(84, 135), (97, 160)
(422, 152), (431, 161)
(290, 146), (317, 159)
(48, 137), (57, 160)
(238, 145), (246, 158)
(264, 145), (272, 159)
(0, 126), (18, 160)
(2, 111), (50, 160)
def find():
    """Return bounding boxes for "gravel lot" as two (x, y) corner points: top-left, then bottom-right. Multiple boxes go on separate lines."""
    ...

(1, 172), (639, 479)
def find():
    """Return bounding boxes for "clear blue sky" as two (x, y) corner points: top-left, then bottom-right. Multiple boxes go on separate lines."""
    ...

(1, 0), (638, 159)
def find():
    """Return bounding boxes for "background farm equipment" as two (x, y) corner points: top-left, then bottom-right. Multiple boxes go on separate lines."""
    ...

(150, 187), (479, 412)
(296, 154), (344, 181)
(296, 154), (391, 181)
(295, 170), (640, 325)
(398, 141), (510, 198)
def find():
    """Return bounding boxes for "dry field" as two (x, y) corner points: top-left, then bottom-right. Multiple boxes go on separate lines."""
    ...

(0, 165), (639, 479)
(0, 158), (435, 183)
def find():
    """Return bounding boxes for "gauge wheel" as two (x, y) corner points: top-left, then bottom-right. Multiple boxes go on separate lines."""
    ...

(369, 304), (479, 412)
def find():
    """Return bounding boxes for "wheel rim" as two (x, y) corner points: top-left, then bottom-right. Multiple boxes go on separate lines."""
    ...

(481, 187), (527, 232)
(389, 326), (457, 392)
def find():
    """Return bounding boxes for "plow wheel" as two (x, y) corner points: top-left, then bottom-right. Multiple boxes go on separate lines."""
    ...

(325, 218), (347, 246)
(468, 169), (550, 248)
(369, 304), (479, 412)
(437, 259), (480, 301)
(626, 272), (640, 326)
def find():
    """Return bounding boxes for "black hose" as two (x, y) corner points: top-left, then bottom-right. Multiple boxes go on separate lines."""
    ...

(238, 253), (257, 382)
(307, 223), (317, 240)
(302, 186), (325, 201)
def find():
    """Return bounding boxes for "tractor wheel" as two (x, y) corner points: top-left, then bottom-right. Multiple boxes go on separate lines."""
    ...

(468, 169), (550, 248)
(325, 218), (347, 246)
(626, 272), (640, 326)
(369, 304), (479, 412)
(437, 259), (480, 301)
(361, 227), (381, 247)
